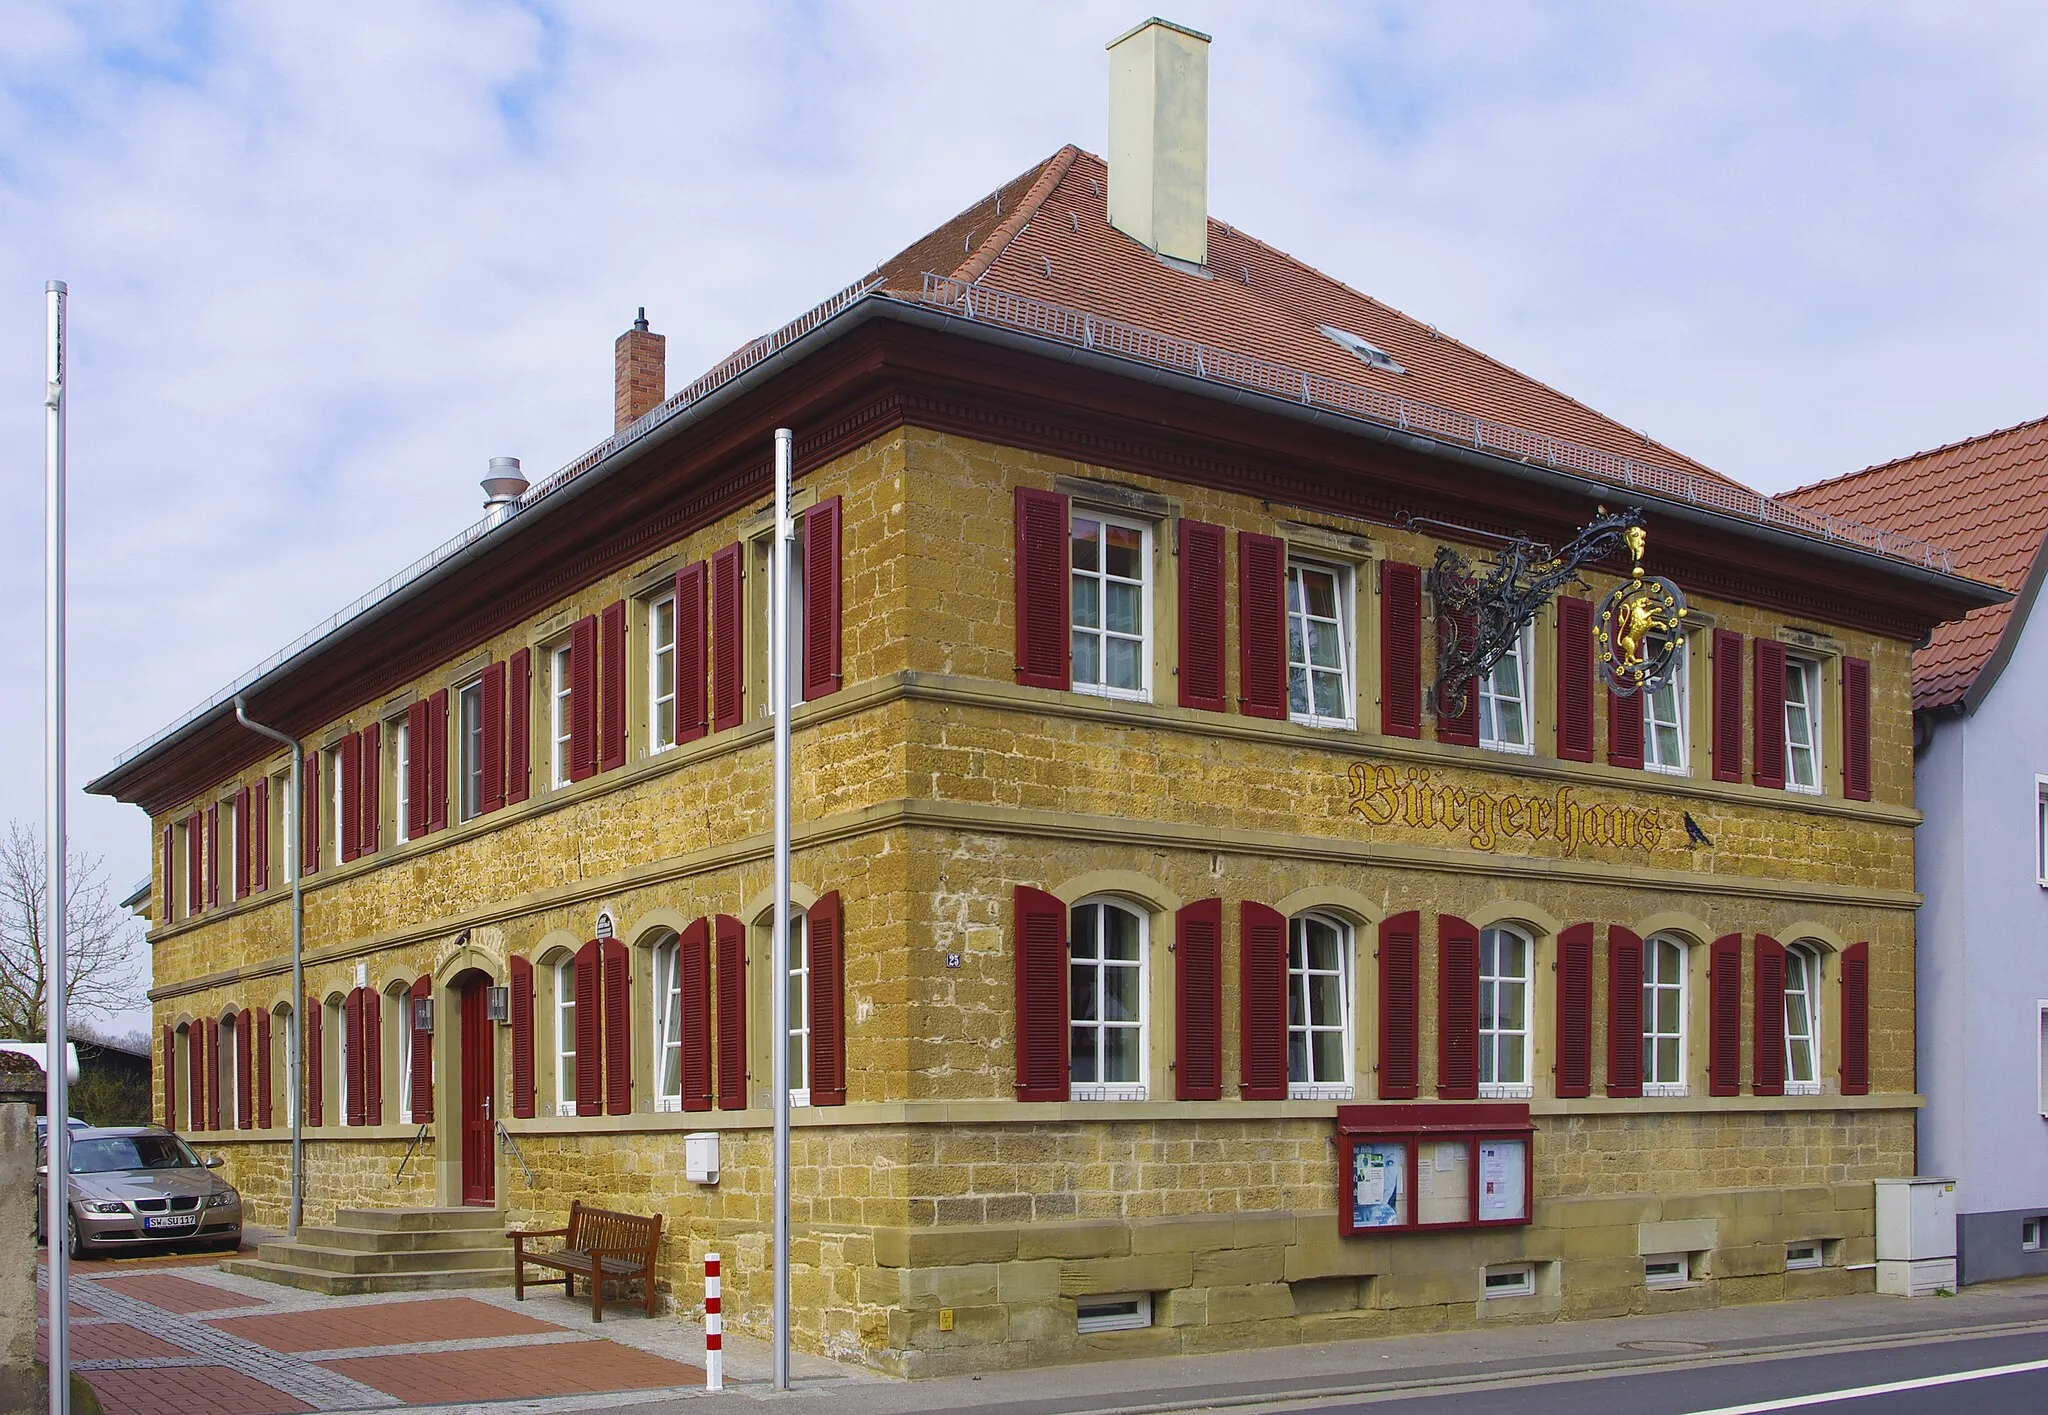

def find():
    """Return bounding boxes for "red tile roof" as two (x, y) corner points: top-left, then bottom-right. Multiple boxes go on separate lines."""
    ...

(1782, 415), (2048, 710)
(876, 146), (1743, 492)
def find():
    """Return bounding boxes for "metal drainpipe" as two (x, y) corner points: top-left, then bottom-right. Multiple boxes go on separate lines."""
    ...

(233, 696), (304, 1238)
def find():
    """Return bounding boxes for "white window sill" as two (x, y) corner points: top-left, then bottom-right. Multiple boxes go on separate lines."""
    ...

(1289, 1082), (1355, 1101)
(1072, 682), (1151, 705)
(655, 1096), (683, 1113)
(1785, 1080), (1822, 1096)
(1290, 713), (1357, 733)
(1479, 1083), (1534, 1100)
(1645, 761), (1690, 777)
(1482, 739), (1536, 755)
(1786, 781), (1822, 796)
(1643, 1083), (1688, 1099)
(1070, 1084), (1149, 1102)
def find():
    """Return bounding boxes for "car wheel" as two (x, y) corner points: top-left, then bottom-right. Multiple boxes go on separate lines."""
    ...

(67, 1211), (87, 1262)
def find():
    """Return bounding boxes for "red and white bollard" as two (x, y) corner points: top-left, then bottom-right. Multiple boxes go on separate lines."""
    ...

(704, 1251), (723, 1390)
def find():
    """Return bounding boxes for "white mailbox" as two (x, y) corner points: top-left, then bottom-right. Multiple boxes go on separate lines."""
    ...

(1875, 1176), (1957, 1296)
(685, 1132), (720, 1185)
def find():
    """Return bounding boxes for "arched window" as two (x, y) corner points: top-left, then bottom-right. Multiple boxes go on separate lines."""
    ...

(1479, 926), (1534, 1099)
(218, 1012), (240, 1129)
(1643, 934), (1689, 1096)
(553, 957), (577, 1117)
(271, 1003), (295, 1127)
(1784, 944), (1824, 1094)
(784, 908), (811, 1106)
(1287, 912), (1353, 1098)
(651, 932), (683, 1112)
(327, 994), (349, 1125)
(388, 984), (414, 1124)
(1069, 898), (1147, 1101)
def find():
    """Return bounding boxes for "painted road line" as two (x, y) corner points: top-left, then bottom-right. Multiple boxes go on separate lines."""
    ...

(1682, 1356), (2048, 1414)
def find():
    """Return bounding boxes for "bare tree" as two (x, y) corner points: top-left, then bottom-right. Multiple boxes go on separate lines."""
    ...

(0, 821), (143, 1040)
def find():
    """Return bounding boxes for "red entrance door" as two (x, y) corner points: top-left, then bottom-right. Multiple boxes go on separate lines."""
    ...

(459, 976), (495, 1206)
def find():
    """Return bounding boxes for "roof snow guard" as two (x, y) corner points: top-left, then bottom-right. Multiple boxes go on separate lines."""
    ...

(914, 273), (1956, 576)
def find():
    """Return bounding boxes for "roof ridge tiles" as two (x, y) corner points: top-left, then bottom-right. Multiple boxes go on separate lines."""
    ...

(952, 145), (1082, 284)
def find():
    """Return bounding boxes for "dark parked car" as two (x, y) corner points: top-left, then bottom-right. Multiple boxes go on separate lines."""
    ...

(34, 1126), (242, 1258)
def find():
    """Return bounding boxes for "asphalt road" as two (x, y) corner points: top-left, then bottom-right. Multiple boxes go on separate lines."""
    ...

(1271, 1329), (2048, 1414)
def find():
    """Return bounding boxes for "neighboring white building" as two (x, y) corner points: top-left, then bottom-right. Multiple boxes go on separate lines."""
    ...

(1787, 418), (2048, 1282)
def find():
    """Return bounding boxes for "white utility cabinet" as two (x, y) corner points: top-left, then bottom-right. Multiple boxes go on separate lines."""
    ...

(685, 1131), (721, 1185)
(1875, 1176), (1957, 1296)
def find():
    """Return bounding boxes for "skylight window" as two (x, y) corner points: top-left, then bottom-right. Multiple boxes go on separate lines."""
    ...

(1319, 325), (1405, 374)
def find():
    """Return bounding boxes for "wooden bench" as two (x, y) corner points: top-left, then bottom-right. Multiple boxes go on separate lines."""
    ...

(510, 1199), (663, 1320)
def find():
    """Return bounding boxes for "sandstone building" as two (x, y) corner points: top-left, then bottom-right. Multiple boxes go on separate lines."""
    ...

(90, 21), (1998, 1375)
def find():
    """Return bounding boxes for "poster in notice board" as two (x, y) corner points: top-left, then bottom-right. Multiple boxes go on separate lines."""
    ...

(1350, 1141), (1407, 1229)
(1477, 1139), (1529, 1222)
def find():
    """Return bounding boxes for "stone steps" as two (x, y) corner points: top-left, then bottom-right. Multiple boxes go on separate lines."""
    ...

(221, 1206), (513, 1295)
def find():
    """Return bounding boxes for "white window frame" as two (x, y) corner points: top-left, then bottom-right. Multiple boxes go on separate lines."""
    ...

(1784, 944), (1823, 1095)
(396, 993), (413, 1125)
(2037, 1002), (2048, 1120)
(1478, 624), (1535, 754)
(1286, 559), (1355, 730)
(1644, 1253), (1690, 1288)
(279, 1006), (297, 1127)
(328, 746), (347, 866)
(1075, 1292), (1152, 1334)
(2035, 777), (2048, 886)
(1643, 636), (1691, 776)
(1482, 1263), (1536, 1299)
(550, 644), (574, 788)
(458, 679), (485, 823)
(653, 936), (683, 1112)
(1784, 655), (1823, 794)
(1786, 1241), (1824, 1271)
(759, 533), (805, 717)
(1069, 511), (1153, 703)
(1068, 897), (1149, 1102)
(219, 1013), (240, 1128)
(1478, 925), (1534, 1100)
(2023, 1217), (2045, 1253)
(333, 997), (350, 1126)
(392, 719), (411, 845)
(648, 591), (679, 753)
(277, 774), (295, 884)
(1287, 912), (1354, 1100)
(555, 957), (578, 1117)
(1643, 933), (1688, 1097)
(786, 909), (811, 1106)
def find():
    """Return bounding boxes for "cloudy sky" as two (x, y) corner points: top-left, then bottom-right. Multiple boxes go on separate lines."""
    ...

(3, 1), (2044, 1034)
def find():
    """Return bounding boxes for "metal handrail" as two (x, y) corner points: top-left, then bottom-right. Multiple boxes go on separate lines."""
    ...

(394, 1122), (430, 1184)
(915, 273), (1956, 576)
(496, 1121), (535, 1187)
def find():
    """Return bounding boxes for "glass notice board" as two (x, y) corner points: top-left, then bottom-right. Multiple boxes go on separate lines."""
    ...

(1335, 1104), (1534, 1236)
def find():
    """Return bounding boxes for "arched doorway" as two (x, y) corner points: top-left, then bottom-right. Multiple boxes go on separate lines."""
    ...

(452, 969), (496, 1206)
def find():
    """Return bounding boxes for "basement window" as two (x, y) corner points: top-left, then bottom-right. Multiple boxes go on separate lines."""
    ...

(1481, 1263), (1535, 1299)
(1786, 1242), (1824, 1271)
(1644, 1254), (1690, 1289)
(2023, 1218), (2045, 1253)
(1319, 324), (1405, 374)
(1075, 1292), (1152, 1334)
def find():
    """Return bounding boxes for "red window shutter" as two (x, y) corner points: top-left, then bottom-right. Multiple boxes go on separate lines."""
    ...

(808, 891), (847, 1105)
(1708, 934), (1743, 1097)
(426, 689), (450, 832)
(1556, 596), (1595, 762)
(256, 1008), (272, 1129)
(338, 733), (361, 863)
(710, 544), (746, 731)
(1435, 610), (1481, 746)
(206, 805), (220, 908)
(205, 1018), (221, 1131)
(365, 988), (384, 1125)
(254, 778), (270, 892)
(602, 936), (632, 1114)
(1712, 629), (1745, 783)
(358, 722), (380, 855)
(804, 497), (844, 700)
(233, 787), (251, 898)
(1753, 637), (1788, 789)
(480, 660), (506, 813)
(680, 918), (714, 1112)
(1380, 561), (1423, 738)
(1437, 915), (1480, 1099)
(507, 647), (532, 804)
(344, 988), (366, 1126)
(573, 938), (603, 1115)
(161, 824), (176, 923)
(1238, 901), (1287, 1100)
(1840, 941), (1871, 1095)
(1608, 684), (1646, 769)
(715, 914), (748, 1110)
(163, 1024), (176, 1127)
(305, 999), (323, 1127)
(1012, 886), (1069, 1101)
(1841, 656), (1872, 801)
(1177, 519), (1227, 712)
(1555, 923), (1594, 1097)
(408, 976), (434, 1122)
(1014, 487), (1072, 690)
(1173, 898), (1223, 1100)
(1378, 911), (1421, 1099)
(509, 955), (535, 1119)
(405, 698), (429, 838)
(568, 615), (598, 780)
(1607, 927), (1645, 1097)
(600, 599), (628, 772)
(238, 1007), (254, 1128)
(675, 563), (708, 744)
(1238, 532), (1288, 720)
(1752, 935), (1786, 1097)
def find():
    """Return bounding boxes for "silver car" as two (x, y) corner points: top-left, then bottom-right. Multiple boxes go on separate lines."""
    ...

(35, 1126), (243, 1258)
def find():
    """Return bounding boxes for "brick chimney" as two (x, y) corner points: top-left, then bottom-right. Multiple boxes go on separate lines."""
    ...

(614, 308), (666, 430)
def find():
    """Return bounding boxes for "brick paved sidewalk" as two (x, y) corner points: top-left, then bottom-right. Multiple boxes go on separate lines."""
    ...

(38, 1240), (725, 1414)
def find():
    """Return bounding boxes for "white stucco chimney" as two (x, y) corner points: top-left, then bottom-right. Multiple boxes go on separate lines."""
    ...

(1106, 17), (1211, 268)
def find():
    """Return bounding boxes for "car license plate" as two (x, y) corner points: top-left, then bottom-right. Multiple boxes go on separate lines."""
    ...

(143, 1214), (198, 1230)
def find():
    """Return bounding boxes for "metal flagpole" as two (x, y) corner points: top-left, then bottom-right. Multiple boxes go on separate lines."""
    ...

(770, 427), (794, 1391)
(44, 278), (72, 1415)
